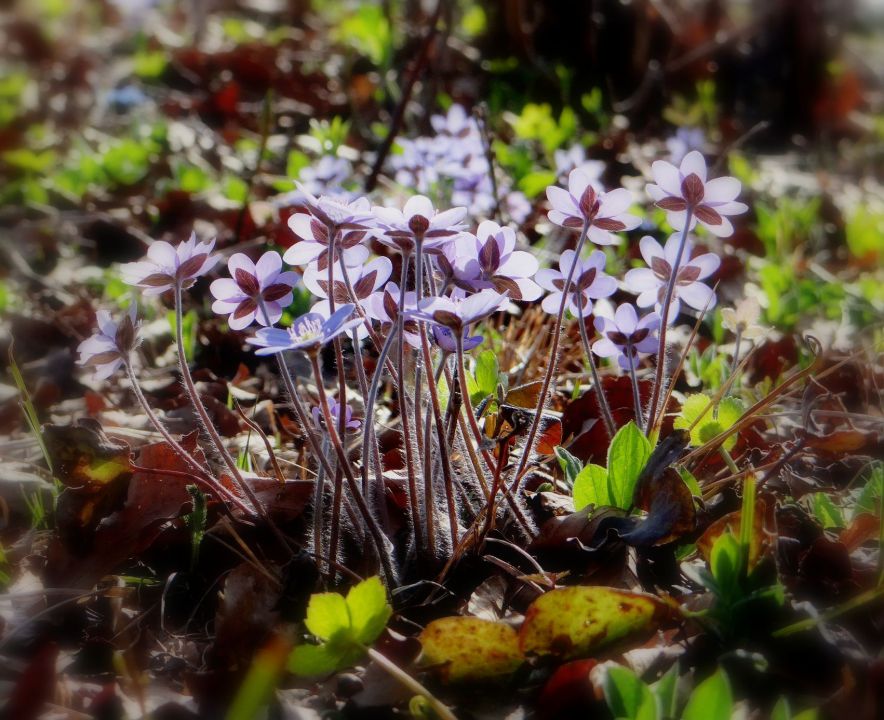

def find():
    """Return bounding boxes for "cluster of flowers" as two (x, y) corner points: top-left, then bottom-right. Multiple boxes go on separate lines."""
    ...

(390, 104), (532, 225)
(80, 150), (745, 381)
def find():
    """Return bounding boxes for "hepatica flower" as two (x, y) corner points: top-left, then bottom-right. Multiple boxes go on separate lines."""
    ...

(363, 283), (421, 348)
(646, 150), (747, 237)
(546, 169), (640, 244)
(408, 289), (508, 334)
(372, 195), (466, 255)
(247, 305), (361, 356)
(303, 257), (392, 339)
(77, 305), (141, 380)
(593, 304), (661, 371)
(432, 325), (483, 353)
(624, 234), (720, 322)
(121, 233), (218, 294)
(284, 192), (373, 270)
(451, 220), (541, 300)
(535, 249), (617, 317)
(210, 251), (299, 330)
(312, 400), (361, 431)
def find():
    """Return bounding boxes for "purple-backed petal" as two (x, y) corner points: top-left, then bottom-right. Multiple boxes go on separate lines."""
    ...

(592, 337), (621, 358)
(587, 273), (618, 299)
(497, 250), (538, 278)
(431, 206), (467, 229)
(567, 168), (593, 201)
(701, 215), (734, 238)
(650, 160), (682, 196)
(679, 151), (707, 183)
(689, 253), (720, 279)
(598, 188), (633, 218)
(283, 242), (324, 266)
(535, 268), (564, 293)
(546, 185), (579, 216)
(587, 225), (618, 245)
(614, 303), (639, 333)
(228, 306), (258, 331)
(702, 176), (740, 203)
(664, 234), (694, 268)
(210, 278), (246, 302)
(678, 282), (716, 311)
(255, 251), (283, 283)
(541, 292), (564, 315)
(404, 195), (435, 220)
(147, 241), (177, 270)
(624, 268), (658, 294)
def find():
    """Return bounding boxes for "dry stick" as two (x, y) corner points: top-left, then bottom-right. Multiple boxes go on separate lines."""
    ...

(364, 0), (444, 192)
(577, 311), (616, 437)
(123, 362), (254, 516)
(365, 647), (458, 720)
(508, 218), (591, 496)
(173, 285), (288, 549)
(232, 400), (285, 484)
(309, 352), (397, 584)
(645, 209), (694, 435)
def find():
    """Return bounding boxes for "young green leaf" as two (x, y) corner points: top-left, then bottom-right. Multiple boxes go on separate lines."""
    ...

(555, 446), (583, 488)
(346, 576), (392, 645)
(288, 642), (344, 677)
(674, 394), (744, 452)
(474, 350), (499, 401)
(305, 592), (351, 641)
(682, 669), (732, 720)
(572, 464), (610, 511)
(607, 422), (652, 509)
(604, 666), (658, 720)
(710, 532), (742, 600)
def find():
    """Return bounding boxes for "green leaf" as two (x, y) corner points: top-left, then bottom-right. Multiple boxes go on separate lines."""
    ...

(227, 635), (292, 720)
(682, 669), (732, 720)
(572, 464), (609, 511)
(710, 532), (742, 599)
(555, 446), (583, 488)
(651, 663), (679, 719)
(345, 576), (391, 645)
(811, 492), (844, 530)
(604, 666), (658, 720)
(474, 350), (499, 400)
(304, 591), (351, 641)
(679, 468), (702, 497)
(606, 422), (652, 509)
(419, 617), (523, 682)
(287, 642), (343, 677)
(674, 394), (743, 452)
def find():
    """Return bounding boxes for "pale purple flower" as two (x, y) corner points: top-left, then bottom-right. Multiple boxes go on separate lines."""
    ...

(312, 400), (361, 431)
(646, 150), (747, 237)
(303, 257), (392, 339)
(624, 234), (720, 323)
(666, 127), (705, 165)
(363, 282), (421, 348)
(407, 289), (508, 334)
(450, 220), (541, 301)
(284, 187), (375, 270)
(593, 304), (661, 371)
(121, 233), (218, 295)
(504, 190), (532, 225)
(372, 196), (466, 255)
(554, 145), (605, 185)
(77, 305), (141, 380)
(430, 104), (478, 139)
(535, 249), (617, 318)
(546, 170), (641, 244)
(210, 251), (299, 330)
(247, 305), (361, 355)
(432, 325), (483, 353)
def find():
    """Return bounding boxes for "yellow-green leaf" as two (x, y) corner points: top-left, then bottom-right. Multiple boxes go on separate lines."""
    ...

(519, 586), (672, 660)
(345, 576), (391, 645)
(420, 617), (523, 682)
(305, 591), (350, 641)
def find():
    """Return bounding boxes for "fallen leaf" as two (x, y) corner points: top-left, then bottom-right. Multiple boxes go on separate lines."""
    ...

(419, 617), (523, 682)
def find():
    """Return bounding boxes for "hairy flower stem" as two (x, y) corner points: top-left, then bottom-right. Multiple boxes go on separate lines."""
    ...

(577, 312), (616, 437)
(173, 285), (287, 546)
(413, 238), (426, 468)
(339, 263), (398, 383)
(647, 208), (694, 434)
(626, 343), (645, 429)
(313, 435), (332, 576)
(509, 218), (591, 495)
(455, 337), (533, 537)
(309, 353), (396, 584)
(123, 361), (254, 516)
(395, 254), (424, 553)
(420, 328), (458, 548)
(352, 332), (388, 528)
(360, 322), (398, 499)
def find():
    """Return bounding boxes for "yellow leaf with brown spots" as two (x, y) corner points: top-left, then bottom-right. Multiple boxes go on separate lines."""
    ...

(419, 617), (523, 682)
(519, 586), (674, 660)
